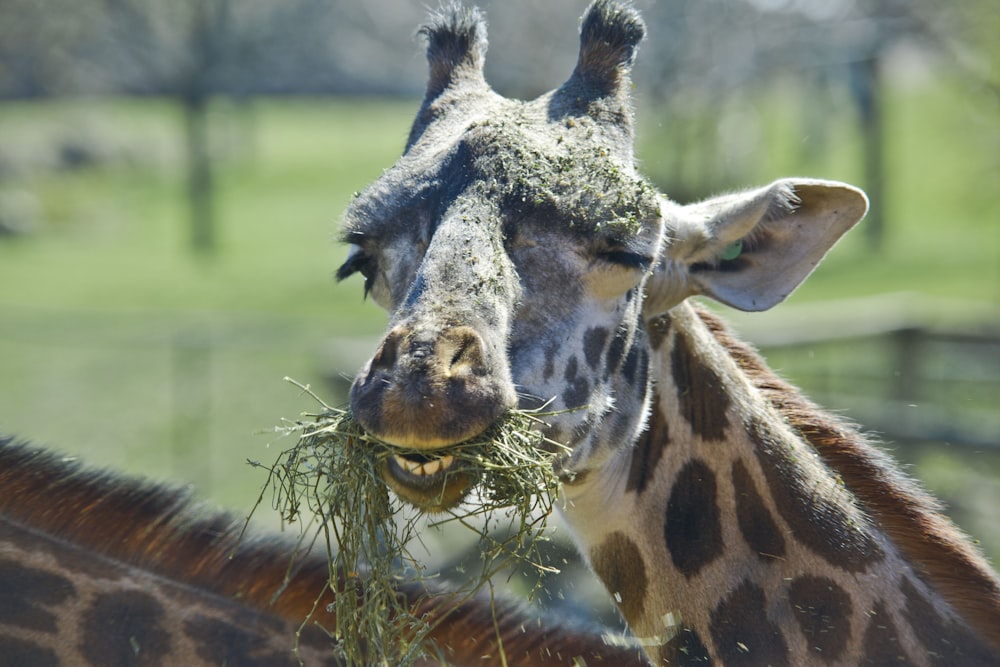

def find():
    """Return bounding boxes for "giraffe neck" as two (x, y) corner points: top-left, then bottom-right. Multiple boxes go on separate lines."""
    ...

(561, 302), (1000, 666)
(0, 441), (341, 666)
(1, 510), (338, 666)
(0, 439), (647, 667)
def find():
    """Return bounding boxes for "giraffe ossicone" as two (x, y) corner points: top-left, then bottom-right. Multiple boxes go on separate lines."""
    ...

(339, 1), (1000, 664)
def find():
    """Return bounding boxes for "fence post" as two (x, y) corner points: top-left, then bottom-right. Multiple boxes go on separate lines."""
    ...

(891, 327), (923, 403)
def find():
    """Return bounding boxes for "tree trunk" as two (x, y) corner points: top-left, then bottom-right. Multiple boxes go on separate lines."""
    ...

(183, 92), (215, 256)
(854, 56), (886, 251)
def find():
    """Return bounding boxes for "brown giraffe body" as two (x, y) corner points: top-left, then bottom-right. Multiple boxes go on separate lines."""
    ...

(337, 1), (1000, 665)
(0, 438), (647, 666)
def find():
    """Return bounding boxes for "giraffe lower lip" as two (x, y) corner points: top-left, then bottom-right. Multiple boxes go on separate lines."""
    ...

(380, 453), (476, 511)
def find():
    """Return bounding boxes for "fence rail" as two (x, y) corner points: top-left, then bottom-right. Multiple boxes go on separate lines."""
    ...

(1, 295), (997, 498)
(726, 293), (1000, 450)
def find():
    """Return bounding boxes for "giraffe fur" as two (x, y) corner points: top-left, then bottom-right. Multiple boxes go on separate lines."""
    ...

(337, 1), (1000, 665)
(0, 437), (649, 666)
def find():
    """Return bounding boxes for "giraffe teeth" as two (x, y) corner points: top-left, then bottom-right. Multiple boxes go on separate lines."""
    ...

(394, 455), (421, 475)
(421, 457), (444, 476)
(392, 454), (456, 477)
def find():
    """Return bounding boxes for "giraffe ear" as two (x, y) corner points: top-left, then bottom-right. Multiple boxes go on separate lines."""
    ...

(419, 4), (488, 102)
(571, 0), (645, 93)
(650, 179), (868, 313)
(407, 5), (490, 149)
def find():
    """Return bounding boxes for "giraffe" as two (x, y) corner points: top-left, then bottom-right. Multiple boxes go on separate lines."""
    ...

(336, 1), (1000, 665)
(0, 436), (648, 666)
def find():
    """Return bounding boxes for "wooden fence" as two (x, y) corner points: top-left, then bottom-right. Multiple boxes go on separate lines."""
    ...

(726, 294), (1000, 450)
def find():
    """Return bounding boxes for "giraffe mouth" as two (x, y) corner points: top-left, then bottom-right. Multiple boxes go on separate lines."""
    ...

(379, 450), (478, 512)
(391, 452), (457, 478)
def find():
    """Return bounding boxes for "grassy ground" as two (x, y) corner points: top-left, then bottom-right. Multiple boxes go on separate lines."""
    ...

(0, 98), (414, 321)
(0, 97), (412, 515)
(0, 88), (997, 564)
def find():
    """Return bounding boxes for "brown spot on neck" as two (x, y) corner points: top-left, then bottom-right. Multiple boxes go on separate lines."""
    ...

(589, 531), (648, 626)
(583, 326), (610, 370)
(645, 312), (672, 350)
(746, 414), (884, 572)
(626, 397), (669, 495)
(0, 558), (75, 633)
(658, 625), (712, 665)
(788, 575), (852, 661)
(709, 579), (789, 666)
(670, 329), (731, 441)
(860, 601), (914, 666)
(731, 459), (786, 562)
(81, 591), (172, 665)
(900, 576), (997, 665)
(664, 459), (723, 578)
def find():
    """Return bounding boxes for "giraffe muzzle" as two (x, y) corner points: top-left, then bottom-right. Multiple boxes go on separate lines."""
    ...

(350, 324), (514, 448)
(350, 322), (516, 507)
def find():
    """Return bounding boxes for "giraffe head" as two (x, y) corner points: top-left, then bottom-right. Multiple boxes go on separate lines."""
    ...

(337, 1), (866, 511)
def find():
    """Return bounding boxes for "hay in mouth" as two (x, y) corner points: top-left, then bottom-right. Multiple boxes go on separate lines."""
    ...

(246, 380), (569, 666)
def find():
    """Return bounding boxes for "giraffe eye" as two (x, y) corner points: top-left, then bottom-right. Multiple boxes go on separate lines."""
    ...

(336, 248), (378, 298)
(719, 240), (743, 261)
(596, 249), (652, 272)
(587, 247), (651, 298)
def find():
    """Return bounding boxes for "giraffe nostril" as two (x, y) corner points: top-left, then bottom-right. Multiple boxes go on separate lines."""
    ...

(370, 331), (400, 371)
(409, 340), (434, 360)
(444, 327), (485, 374)
(450, 335), (473, 367)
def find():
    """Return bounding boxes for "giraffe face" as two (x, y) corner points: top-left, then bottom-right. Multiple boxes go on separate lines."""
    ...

(337, 3), (867, 512)
(337, 3), (659, 509)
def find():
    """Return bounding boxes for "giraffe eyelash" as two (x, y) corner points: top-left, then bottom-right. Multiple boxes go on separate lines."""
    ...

(597, 250), (653, 271)
(336, 250), (378, 298)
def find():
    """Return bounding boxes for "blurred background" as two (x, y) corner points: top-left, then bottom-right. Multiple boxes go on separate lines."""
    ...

(0, 0), (998, 628)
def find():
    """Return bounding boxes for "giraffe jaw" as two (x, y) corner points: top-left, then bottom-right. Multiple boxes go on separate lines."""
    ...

(379, 450), (478, 512)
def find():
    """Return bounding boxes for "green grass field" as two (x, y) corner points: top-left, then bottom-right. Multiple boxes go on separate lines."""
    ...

(0, 97), (414, 516)
(0, 88), (997, 561)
